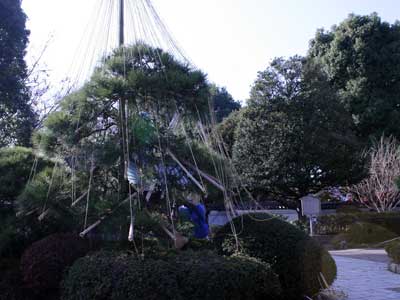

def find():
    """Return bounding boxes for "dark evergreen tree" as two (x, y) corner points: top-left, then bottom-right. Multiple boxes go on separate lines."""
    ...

(210, 85), (241, 123)
(0, 0), (35, 147)
(215, 109), (244, 157)
(309, 13), (400, 141)
(233, 57), (362, 198)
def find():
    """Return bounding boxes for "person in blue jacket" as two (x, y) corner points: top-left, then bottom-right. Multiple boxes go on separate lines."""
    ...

(179, 192), (209, 239)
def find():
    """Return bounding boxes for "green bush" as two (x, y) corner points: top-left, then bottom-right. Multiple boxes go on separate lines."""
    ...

(0, 147), (61, 259)
(385, 241), (400, 264)
(0, 147), (50, 203)
(62, 251), (281, 300)
(321, 250), (337, 286)
(335, 204), (361, 214)
(331, 222), (397, 248)
(316, 212), (400, 235)
(20, 234), (92, 295)
(213, 214), (337, 300)
(365, 213), (400, 235)
(315, 214), (357, 235)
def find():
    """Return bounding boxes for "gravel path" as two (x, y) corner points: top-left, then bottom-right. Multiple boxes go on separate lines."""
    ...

(330, 249), (400, 300)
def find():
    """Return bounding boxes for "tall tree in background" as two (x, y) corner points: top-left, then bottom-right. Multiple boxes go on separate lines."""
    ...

(215, 109), (244, 157)
(0, 0), (35, 147)
(233, 57), (362, 199)
(309, 13), (400, 141)
(210, 84), (241, 123)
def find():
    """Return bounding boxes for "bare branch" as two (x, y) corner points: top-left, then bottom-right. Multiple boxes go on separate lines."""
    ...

(351, 136), (400, 212)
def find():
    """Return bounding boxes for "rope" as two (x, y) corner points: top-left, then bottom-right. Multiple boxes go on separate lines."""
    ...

(181, 121), (207, 193)
(28, 156), (39, 184)
(83, 155), (95, 230)
(41, 161), (58, 216)
(155, 98), (176, 237)
(71, 154), (76, 205)
(125, 97), (137, 242)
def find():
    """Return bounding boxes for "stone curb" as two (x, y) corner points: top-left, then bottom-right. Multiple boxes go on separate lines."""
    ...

(388, 262), (400, 274)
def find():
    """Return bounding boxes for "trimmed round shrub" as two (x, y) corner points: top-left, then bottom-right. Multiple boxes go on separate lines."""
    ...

(332, 222), (397, 248)
(321, 250), (337, 287)
(213, 214), (337, 300)
(20, 233), (91, 294)
(62, 251), (281, 300)
(385, 240), (400, 264)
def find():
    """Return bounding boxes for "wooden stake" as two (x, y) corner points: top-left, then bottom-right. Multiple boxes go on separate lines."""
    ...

(183, 160), (225, 192)
(166, 149), (206, 194)
(71, 191), (89, 207)
(79, 195), (133, 237)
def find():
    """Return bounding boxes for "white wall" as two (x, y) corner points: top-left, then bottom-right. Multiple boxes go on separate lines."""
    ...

(208, 209), (299, 227)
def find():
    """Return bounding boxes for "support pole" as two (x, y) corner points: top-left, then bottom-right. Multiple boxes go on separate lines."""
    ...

(119, 0), (124, 46)
(117, 0), (128, 191)
(80, 195), (134, 237)
(71, 191), (89, 207)
(183, 160), (226, 192)
(309, 216), (314, 237)
(166, 149), (207, 194)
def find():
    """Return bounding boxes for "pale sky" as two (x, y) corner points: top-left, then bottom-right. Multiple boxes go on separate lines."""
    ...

(22, 0), (400, 102)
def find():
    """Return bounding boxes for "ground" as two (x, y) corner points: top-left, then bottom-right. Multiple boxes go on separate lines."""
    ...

(330, 249), (400, 300)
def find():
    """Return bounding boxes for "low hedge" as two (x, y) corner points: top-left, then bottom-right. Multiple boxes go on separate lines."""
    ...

(213, 214), (337, 300)
(20, 233), (92, 295)
(315, 212), (400, 235)
(62, 251), (281, 300)
(331, 222), (397, 248)
(385, 240), (400, 264)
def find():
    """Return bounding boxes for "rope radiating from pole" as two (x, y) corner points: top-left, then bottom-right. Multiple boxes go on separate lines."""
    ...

(65, 0), (192, 92)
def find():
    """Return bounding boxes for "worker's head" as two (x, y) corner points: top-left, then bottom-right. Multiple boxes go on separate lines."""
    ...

(345, 193), (353, 202)
(186, 191), (201, 205)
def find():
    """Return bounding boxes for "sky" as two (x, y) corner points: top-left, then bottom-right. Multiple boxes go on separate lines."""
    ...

(22, 0), (400, 102)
